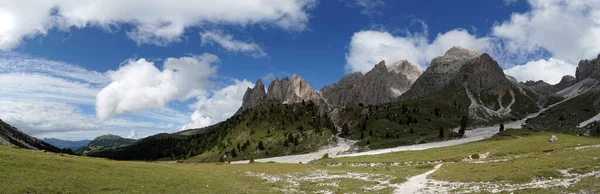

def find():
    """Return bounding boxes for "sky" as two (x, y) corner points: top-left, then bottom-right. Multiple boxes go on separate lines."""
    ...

(1, 0), (599, 140)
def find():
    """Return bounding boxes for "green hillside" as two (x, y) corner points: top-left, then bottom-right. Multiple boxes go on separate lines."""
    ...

(527, 91), (600, 135)
(338, 85), (539, 150)
(89, 100), (337, 162)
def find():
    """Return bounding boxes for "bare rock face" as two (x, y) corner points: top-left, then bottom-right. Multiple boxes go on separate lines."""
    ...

(267, 74), (321, 104)
(321, 60), (420, 106)
(452, 53), (511, 93)
(554, 75), (577, 91)
(401, 46), (481, 99)
(266, 77), (291, 102)
(235, 79), (266, 115)
(576, 54), (600, 82)
(320, 72), (363, 106)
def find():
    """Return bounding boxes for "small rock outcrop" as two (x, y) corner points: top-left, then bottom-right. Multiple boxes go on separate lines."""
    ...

(321, 60), (420, 106)
(236, 79), (267, 115)
(549, 135), (558, 142)
(575, 54), (600, 82)
(555, 75), (577, 91)
(401, 46), (482, 99)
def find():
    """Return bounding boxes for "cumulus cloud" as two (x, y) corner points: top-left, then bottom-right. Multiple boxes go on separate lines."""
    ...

(96, 54), (218, 121)
(492, 0), (600, 64)
(0, 0), (317, 49)
(200, 31), (267, 58)
(0, 53), (186, 140)
(181, 79), (254, 130)
(504, 58), (576, 84)
(345, 29), (490, 73)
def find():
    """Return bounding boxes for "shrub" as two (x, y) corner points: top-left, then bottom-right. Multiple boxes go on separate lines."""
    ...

(321, 153), (329, 159)
(471, 154), (480, 159)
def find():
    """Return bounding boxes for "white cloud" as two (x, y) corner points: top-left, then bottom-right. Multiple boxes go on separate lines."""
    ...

(0, 53), (188, 140)
(96, 54), (218, 120)
(126, 129), (137, 139)
(345, 0), (386, 16)
(345, 29), (490, 73)
(504, 58), (576, 84)
(0, 0), (317, 49)
(492, 0), (600, 64)
(182, 79), (254, 130)
(200, 31), (267, 58)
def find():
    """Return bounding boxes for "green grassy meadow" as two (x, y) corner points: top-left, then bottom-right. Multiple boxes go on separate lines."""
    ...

(2, 129), (599, 193)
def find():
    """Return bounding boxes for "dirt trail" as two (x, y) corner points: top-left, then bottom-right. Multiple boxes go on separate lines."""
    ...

(394, 164), (443, 193)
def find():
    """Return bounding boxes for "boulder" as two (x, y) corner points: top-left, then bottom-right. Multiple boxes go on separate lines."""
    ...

(549, 135), (558, 142)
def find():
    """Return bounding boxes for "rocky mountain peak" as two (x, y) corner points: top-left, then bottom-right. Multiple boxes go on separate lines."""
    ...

(388, 60), (421, 83)
(452, 53), (509, 93)
(575, 54), (600, 82)
(555, 75), (577, 91)
(321, 59), (417, 106)
(235, 79), (267, 115)
(444, 46), (482, 59)
(401, 47), (482, 99)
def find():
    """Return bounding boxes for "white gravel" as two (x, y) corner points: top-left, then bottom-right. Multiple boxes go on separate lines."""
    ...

(232, 137), (356, 164)
(394, 163), (443, 193)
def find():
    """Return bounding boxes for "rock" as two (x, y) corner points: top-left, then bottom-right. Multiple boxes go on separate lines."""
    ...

(267, 74), (321, 104)
(549, 135), (558, 142)
(576, 54), (600, 82)
(235, 79), (267, 115)
(401, 46), (481, 99)
(554, 75), (577, 91)
(321, 60), (420, 106)
(452, 53), (511, 93)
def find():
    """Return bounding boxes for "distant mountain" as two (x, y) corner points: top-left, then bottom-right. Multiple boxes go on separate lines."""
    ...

(0, 119), (62, 152)
(43, 138), (91, 149)
(75, 134), (134, 154)
(321, 60), (421, 107)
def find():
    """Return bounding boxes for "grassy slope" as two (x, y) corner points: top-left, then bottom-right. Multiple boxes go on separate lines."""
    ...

(90, 101), (337, 162)
(339, 86), (471, 150)
(2, 130), (599, 193)
(340, 85), (539, 151)
(0, 146), (430, 193)
(315, 129), (600, 193)
(527, 91), (600, 134)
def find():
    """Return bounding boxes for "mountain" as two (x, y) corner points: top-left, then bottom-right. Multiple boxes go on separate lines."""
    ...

(0, 119), (62, 152)
(401, 46), (482, 100)
(321, 60), (421, 106)
(522, 75), (577, 95)
(525, 54), (600, 135)
(237, 74), (323, 115)
(75, 134), (134, 154)
(235, 79), (267, 115)
(400, 47), (540, 120)
(43, 138), (91, 149)
(267, 74), (322, 104)
(89, 101), (336, 161)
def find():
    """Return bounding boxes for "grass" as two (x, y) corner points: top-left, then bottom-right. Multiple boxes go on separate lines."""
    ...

(528, 91), (600, 133)
(314, 129), (600, 192)
(0, 145), (430, 193)
(3, 129), (599, 193)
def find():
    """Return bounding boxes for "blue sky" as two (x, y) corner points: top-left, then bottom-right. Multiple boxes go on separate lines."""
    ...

(1, 0), (599, 140)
